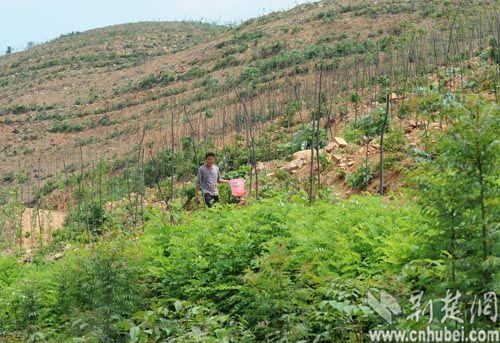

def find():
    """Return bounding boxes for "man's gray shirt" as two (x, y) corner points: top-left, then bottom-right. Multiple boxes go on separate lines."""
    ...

(197, 165), (220, 196)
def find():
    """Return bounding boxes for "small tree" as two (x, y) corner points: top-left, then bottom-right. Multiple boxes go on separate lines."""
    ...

(350, 91), (361, 124)
(0, 187), (24, 248)
(417, 97), (498, 291)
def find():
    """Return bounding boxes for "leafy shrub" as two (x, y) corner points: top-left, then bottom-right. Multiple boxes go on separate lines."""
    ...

(304, 44), (336, 60)
(137, 195), (424, 340)
(291, 124), (327, 153)
(34, 112), (66, 121)
(225, 164), (251, 179)
(314, 9), (337, 22)
(195, 75), (220, 91)
(0, 240), (149, 341)
(383, 125), (408, 152)
(0, 256), (22, 288)
(304, 39), (364, 61)
(378, 35), (395, 51)
(212, 55), (240, 71)
(163, 85), (187, 97)
(352, 107), (390, 138)
(222, 43), (248, 57)
(346, 165), (373, 189)
(240, 66), (262, 82)
(234, 29), (266, 44)
(137, 71), (174, 90)
(257, 41), (286, 59)
(2, 172), (14, 183)
(49, 121), (84, 133)
(282, 100), (301, 127)
(178, 67), (207, 81)
(85, 200), (106, 236)
(35, 180), (61, 200)
(181, 183), (196, 201)
(414, 98), (499, 295)
(128, 299), (252, 342)
(255, 50), (303, 73)
(12, 105), (29, 115)
(64, 198), (107, 239)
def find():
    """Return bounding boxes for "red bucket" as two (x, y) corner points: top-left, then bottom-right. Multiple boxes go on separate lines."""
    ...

(229, 178), (246, 197)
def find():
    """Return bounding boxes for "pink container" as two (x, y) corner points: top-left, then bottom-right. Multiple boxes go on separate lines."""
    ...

(229, 178), (246, 197)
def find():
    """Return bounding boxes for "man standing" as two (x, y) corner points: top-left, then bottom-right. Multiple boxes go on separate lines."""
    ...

(195, 152), (228, 207)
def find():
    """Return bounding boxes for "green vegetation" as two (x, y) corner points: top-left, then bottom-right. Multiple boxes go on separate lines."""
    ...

(257, 41), (286, 59)
(48, 121), (85, 133)
(162, 85), (187, 97)
(0, 241), (148, 342)
(136, 71), (175, 90)
(233, 29), (266, 44)
(221, 43), (248, 57)
(0, 1), (499, 342)
(0, 192), (429, 341)
(314, 9), (337, 23)
(178, 66), (208, 81)
(346, 165), (373, 189)
(414, 97), (499, 293)
(212, 55), (240, 71)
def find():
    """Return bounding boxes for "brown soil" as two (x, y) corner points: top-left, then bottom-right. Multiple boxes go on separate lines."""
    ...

(20, 208), (66, 255)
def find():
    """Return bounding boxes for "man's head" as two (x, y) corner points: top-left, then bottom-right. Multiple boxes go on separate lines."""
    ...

(205, 152), (216, 167)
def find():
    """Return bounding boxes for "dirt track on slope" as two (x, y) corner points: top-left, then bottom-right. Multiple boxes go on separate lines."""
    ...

(21, 208), (66, 254)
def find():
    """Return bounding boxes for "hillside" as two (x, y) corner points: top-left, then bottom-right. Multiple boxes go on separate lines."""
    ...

(0, 20), (225, 196)
(0, 0), (499, 342)
(1, 0), (496, 204)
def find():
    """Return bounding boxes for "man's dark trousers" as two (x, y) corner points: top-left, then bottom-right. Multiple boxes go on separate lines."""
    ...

(204, 193), (219, 208)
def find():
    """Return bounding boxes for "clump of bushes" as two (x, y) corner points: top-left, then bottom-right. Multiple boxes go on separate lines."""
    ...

(212, 55), (240, 71)
(178, 66), (207, 81)
(162, 85), (187, 97)
(352, 107), (391, 137)
(136, 71), (175, 90)
(346, 165), (373, 189)
(131, 195), (424, 341)
(314, 9), (337, 22)
(222, 43), (248, 57)
(49, 121), (84, 133)
(0, 240), (149, 342)
(255, 50), (303, 74)
(233, 29), (266, 44)
(290, 124), (327, 153)
(257, 41), (286, 59)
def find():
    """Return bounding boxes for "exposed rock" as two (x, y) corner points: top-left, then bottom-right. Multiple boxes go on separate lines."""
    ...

(53, 252), (64, 260)
(333, 137), (347, 148)
(255, 161), (265, 172)
(428, 122), (442, 130)
(325, 142), (339, 153)
(331, 154), (342, 163)
(292, 149), (311, 161)
(282, 159), (304, 173)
